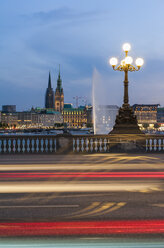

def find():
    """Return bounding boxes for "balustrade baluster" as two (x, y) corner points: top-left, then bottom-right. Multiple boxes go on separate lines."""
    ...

(149, 139), (152, 151)
(19, 138), (23, 153)
(28, 138), (32, 153)
(33, 137), (37, 153)
(1, 139), (5, 153)
(43, 138), (46, 152)
(85, 138), (89, 152)
(23, 138), (27, 153)
(38, 138), (41, 153)
(146, 139), (148, 151)
(81, 138), (85, 152)
(97, 138), (100, 152)
(83, 138), (86, 152)
(154, 139), (157, 151)
(100, 138), (104, 152)
(73, 138), (76, 152)
(46, 138), (48, 152)
(54, 138), (57, 152)
(47, 138), (50, 153)
(6, 139), (9, 153)
(14, 139), (17, 153)
(104, 138), (107, 152)
(49, 138), (52, 153)
(36, 138), (39, 153)
(156, 138), (159, 151)
(10, 138), (14, 153)
(87, 138), (91, 152)
(22, 139), (25, 153)
(147, 139), (150, 151)
(92, 138), (95, 152)
(2, 139), (5, 153)
(158, 139), (161, 151)
(51, 138), (55, 152)
(78, 138), (82, 152)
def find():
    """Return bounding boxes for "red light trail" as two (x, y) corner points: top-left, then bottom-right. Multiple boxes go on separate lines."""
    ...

(1, 172), (164, 179)
(0, 220), (164, 236)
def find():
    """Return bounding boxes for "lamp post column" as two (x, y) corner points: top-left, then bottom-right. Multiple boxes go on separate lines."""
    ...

(109, 43), (144, 134)
(123, 70), (129, 108)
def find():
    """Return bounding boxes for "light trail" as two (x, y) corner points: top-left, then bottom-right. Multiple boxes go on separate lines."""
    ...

(0, 220), (164, 236)
(0, 181), (157, 193)
(1, 171), (164, 179)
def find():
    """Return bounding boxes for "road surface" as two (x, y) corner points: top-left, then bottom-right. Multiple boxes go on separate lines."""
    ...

(0, 153), (164, 237)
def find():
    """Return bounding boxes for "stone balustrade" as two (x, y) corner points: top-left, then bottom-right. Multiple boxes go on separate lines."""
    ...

(0, 134), (163, 154)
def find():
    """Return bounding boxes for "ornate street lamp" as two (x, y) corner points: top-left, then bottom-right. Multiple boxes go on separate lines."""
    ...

(109, 43), (144, 134)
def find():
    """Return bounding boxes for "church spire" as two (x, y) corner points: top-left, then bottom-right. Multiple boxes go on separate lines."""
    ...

(57, 65), (62, 91)
(45, 71), (54, 109)
(48, 71), (52, 88)
(54, 64), (64, 112)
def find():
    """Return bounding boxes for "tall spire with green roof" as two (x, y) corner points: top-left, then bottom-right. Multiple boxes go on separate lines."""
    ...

(54, 64), (64, 112)
(57, 64), (62, 91)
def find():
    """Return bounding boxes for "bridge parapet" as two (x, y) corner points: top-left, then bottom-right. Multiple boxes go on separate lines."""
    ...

(0, 134), (163, 154)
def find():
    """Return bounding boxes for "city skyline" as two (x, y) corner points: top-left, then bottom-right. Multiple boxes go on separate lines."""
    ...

(0, 0), (164, 110)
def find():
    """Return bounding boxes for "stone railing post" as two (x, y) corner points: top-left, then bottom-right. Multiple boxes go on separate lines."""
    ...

(56, 134), (73, 154)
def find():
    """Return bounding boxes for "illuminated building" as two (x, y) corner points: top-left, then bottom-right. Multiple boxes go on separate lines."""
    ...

(62, 104), (87, 128)
(133, 104), (159, 129)
(55, 68), (64, 112)
(1, 110), (63, 128)
(157, 108), (164, 123)
(1, 113), (18, 127)
(157, 108), (164, 130)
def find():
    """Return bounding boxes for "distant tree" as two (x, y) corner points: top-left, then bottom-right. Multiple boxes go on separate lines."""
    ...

(143, 123), (149, 129)
(86, 123), (93, 128)
(154, 123), (160, 129)
(54, 123), (64, 128)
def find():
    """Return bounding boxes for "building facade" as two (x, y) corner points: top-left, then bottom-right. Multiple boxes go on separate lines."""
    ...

(62, 104), (87, 128)
(55, 69), (64, 112)
(2, 105), (16, 113)
(133, 104), (159, 129)
(1, 110), (63, 129)
(1, 113), (18, 127)
(157, 108), (164, 123)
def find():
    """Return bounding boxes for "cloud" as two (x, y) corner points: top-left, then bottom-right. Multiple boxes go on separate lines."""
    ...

(21, 7), (102, 27)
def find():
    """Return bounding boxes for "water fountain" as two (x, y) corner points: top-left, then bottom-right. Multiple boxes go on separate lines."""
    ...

(92, 69), (119, 134)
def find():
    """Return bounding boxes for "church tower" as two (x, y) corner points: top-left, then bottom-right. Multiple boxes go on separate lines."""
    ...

(54, 66), (64, 112)
(45, 72), (54, 108)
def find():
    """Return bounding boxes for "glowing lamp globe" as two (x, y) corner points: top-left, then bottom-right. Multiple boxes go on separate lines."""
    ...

(122, 43), (131, 52)
(125, 56), (133, 65)
(121, 59), (125, 66)
(109, 57), (118, 66)
(135, 58), (144, 67)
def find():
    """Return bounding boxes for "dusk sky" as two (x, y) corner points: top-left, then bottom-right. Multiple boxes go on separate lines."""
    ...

(0, 0), (164, 110)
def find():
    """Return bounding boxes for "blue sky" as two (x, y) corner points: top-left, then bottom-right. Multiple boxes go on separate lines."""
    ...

(0, 0), (164, 110)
